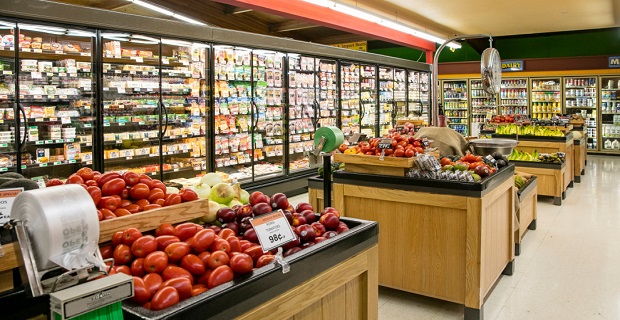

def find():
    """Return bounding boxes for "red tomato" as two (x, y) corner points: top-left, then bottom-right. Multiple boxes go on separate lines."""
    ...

(125, 204), (140, 214)
(150, 286), (179, 311)
(119, 188), (130, 199)
(97, 209), (103, 221)
(210, 238), (230, 254)
(175, 223), (200, 241)
(164, 193), (182, 207)
(100, 245), (113, 260)
(113, 244), (133, 265)
(206, 251), (229, 269)
(161, 266), (193, 283)
(122, 171), (140, 186)
(138, 174), (154, 189)
(135, 199), (149, 211)
(415, 147), (424, 154)
(131, 258), (146, 277)
(131, 235), (158, 258)
(101, 209), (116, 220)
(119, 199), (132, 208)
(114, 208), (131, 217)
(218, 228), (235, 240)
(159, 278), (192, 301)
(85, 180), (98, 187)
(122, 228), (143, 246)
(191, 229), (216, 252)
(239, 240), (253, 252)
(191, 286), (208, 297)
(153, 199), (165, 206)
(243, 245), (264, 263)
(65, 174), (84, 185)
(180, 254), (206, 275)
(156, 235), (180, 251)
(99, 196), (119, 211)
(440, 157), (452, 166)
(394, 149), (405, 157)
(143, 273), (163, 296)
(86, 186), (101, 205)
(151, 180), (166, 192)
(97, 172), (122, 187)
(102, 178), (126, 196)
(129, 183), (150, 200)
(197, 252), (211, 266)
(143, 251), (168, 274)
(156, 223), (176, 237)
(115, 265), (132, 275)
(179, 189), (198, 202)
(164, 242), (191, 262)
(207, 265), (234, 289)
(111, 231), (124, 246)
(76, 167), (95, 181)
(131, 277), (151, 305)
(255, 254), (276, 268)
(226, 236), (242, 254)
(229, 253), (253, 274)
(405, 149), (415, 158)
(143, 204), (162, 211)
(147, 188), (165, 203)
(196, 269), (213, 286)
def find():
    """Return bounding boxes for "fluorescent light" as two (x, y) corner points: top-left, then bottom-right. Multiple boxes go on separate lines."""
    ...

(128, 0), (206, 26)
(130, 39), (158, 44)
(102, 32), (130, 38)
(301, 0), (461, 49)
(131, 34), (159, 42)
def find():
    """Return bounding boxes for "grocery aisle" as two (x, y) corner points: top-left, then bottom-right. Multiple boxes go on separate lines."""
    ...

(376, 155), (620, 320)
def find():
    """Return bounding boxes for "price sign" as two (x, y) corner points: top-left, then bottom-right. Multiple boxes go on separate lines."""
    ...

(377, 138), (392, 149)
(0, 188), (23, 226)
(250, 209), (296, 252)
(348, 133), (361, 144)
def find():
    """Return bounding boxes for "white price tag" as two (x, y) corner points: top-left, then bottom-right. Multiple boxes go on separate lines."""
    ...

(250, 210), (296, 252)
(31, 72), (42, 79)
(0, 188), (23, 226)
(135, 57), (144, 63)
(61, 117), (71, 124)
(117, 87), (125, 94)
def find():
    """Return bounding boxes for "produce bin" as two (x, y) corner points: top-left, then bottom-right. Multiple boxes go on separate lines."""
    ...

(331, 165), (516, 320)
(573, 135), (587, 183)
(515, 176), (538, 255)
(511, 160), (567, 205)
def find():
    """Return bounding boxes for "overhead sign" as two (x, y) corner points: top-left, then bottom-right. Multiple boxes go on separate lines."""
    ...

(501, 60), (524, 72)
(609, 56), (620, 68)
(332, 41), (367, 52)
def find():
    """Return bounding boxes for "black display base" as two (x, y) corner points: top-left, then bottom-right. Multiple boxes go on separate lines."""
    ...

(464, 306), (483, 320)
(515, 243), (521, 256)
(554, 197), (562, 206)
(562, 191), (566, 200)
(575, 176), (581, 183)
(502, 260), (515, 276)
(581, 168), (585, 175)
(568, 181), (574, 188)
(529, 219), (537, 230)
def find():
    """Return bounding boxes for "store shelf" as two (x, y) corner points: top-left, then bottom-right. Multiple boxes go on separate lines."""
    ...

(20, 159), (85, 170)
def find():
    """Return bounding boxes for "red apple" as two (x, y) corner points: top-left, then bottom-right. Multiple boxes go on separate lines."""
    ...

(323, 231), (338, 239)
(320, 207), (341, 218)
(282, 234), (300, 250)
(235, 204), (253, 220)
(284, 247), (302, 257)
(301, 210), (316, 224)
(311, 222), (326, 236)
(286, 205), (296, 213)
(297, 224), (316, 243)
(300, 242), (314, 249)
(270, 193), (289, 210)
(291, 213), (307, 227)
(252, 202), (272, 216)
(319, 212), (340, 230)
(282, 210), (294, 224)
(314, 237), (327, 244)
(296, 203), (313, 213)
(249, 191), (269, 206)
(217, 208), (236, 223)
(242, 228), (259, 244)
(336, 222), (349, 234)
(238, 216), (253, 233)
(204, 225), (221, 234)
(222, 222), (239, 235)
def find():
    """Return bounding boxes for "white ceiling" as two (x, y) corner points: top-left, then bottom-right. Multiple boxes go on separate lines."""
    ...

(344, 0), (620, 37)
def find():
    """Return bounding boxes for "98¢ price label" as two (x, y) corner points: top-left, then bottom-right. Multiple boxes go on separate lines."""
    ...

(250, 209), (296, 252)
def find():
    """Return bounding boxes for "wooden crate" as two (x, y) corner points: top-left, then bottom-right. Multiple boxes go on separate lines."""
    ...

(513, 162), (566, 206)
(334, 153), (414, 177)
(515, 177), (538, 256)
(514, 138), (574, 193)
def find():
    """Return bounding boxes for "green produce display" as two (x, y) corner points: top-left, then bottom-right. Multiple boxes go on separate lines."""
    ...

(496, 124), (565, 137)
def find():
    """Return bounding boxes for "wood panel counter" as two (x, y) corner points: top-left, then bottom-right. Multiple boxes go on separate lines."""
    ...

(331, 166), (516, 320)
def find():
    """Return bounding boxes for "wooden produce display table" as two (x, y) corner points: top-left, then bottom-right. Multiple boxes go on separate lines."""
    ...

(511, 160), (567, 205)
(308, 176), (330, 210)
(573, 134), (587, 183)
(331, 166), (516, 320)
(515, 177), (538, 256)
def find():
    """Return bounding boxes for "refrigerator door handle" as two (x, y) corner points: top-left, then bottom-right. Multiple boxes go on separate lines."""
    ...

(311, 99), (319, 130)
(18, 103), (27, 151)
(160, 99), (169, 138)
(250, 99), (258, 133)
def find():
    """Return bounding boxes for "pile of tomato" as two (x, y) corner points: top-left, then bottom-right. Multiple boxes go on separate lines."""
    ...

(46, 167), (198, 221)
(340, 134), (426, 158)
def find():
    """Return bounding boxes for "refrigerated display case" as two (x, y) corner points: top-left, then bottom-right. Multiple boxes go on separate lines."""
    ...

(470, 79), (497, 135)
(600, 76), (620, 152)
(499, 78), (528, 115)
(564, 76), (597, 150)
(0, 20), (16, 174)
(288, 54), (317, 172)
(442, 79), (468, 135)
(360, 64), (377, 137)
(378, 66), (394, 136)
(530, 77), (561, 120)
(317, 58), (337, 129)
(18, 23), (95, 179)
(340, 61), (360, 139)
(394, 68), (406, 119)
(407, 70), (430, 120)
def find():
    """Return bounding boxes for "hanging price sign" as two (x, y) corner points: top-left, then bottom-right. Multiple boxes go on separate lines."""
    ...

(377, 138), (392, 149)
(250, 209), (296, 252)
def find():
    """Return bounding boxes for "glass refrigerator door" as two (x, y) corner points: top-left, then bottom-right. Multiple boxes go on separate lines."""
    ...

(420, 72), (430, 122)
(160, 39), (208, 180)
(252, 50), (285, 180)
(442, 80), (468, 135)
(340, 61), (360, 140)
(564, 77), (598, 151)
(213, 46), (253, 182)
(101, 33), (161, 176)
(600, 76), (620, 152)
(317, 58), (337, 129)
(407, 70), (421, 117)
(360, 64), (376, 137)
(0, 20), (16, 174)
(499, 78), (528, 115)
(378, 67), (394, 136)
(18, 23), (95, 179)
(288, 54), (317, 172)
(530, 78), (561, 120)
(394, 68), (406, 119)
(470, 79), (497, 135)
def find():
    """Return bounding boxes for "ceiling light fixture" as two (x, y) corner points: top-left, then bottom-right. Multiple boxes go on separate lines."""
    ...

(301, 0), (461, 49)
(128, 0), (206, 26)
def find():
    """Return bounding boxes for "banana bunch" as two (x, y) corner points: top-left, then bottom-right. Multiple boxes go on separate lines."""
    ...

(496, 124), (518, 135)
(496, 125), (565, 137)
(514, 175), (527, 189)
(508, 149), (541, 162)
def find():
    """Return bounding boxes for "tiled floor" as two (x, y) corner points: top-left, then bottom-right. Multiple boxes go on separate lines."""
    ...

(292, 155), (620, 319)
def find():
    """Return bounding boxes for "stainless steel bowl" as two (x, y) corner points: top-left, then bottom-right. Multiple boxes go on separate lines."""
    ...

(468, 138), (518, 156)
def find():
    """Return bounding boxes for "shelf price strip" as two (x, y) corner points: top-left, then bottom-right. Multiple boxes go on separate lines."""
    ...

(250, 209), (296, 252)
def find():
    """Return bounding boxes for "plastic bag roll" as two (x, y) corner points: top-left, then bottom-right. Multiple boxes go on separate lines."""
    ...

(11, 184), (99, 270)
(314, 126), (344, 152)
